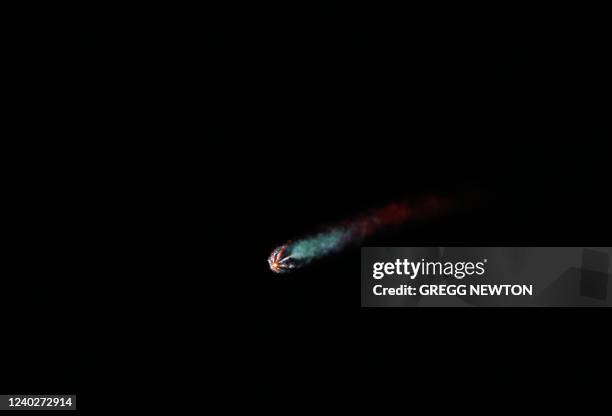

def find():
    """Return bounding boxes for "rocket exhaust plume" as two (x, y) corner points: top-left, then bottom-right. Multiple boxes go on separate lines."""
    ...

(268, 197), (449, 274)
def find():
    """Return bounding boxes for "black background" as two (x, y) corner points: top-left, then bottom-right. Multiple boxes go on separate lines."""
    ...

(2, 2), (84, 405)
(222, 0), (612, 406)
(3, 1), (610, 410)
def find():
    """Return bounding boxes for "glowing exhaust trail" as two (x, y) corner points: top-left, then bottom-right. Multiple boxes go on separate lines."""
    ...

(268, 197), (448, 273)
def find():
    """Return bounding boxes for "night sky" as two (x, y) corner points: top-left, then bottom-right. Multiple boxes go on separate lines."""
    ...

(3, 2), (610, 410)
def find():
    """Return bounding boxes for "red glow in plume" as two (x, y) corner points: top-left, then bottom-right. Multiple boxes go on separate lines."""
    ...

(353, 197), (448, 238)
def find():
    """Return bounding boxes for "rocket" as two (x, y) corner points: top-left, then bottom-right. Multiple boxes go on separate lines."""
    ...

(267, 245), (297, 273)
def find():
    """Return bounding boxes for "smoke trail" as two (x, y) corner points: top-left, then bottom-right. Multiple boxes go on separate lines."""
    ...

(268, 197), (448, 273)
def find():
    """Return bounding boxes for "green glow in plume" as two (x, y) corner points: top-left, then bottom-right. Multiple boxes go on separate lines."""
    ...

(288, 229), (351, 260)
